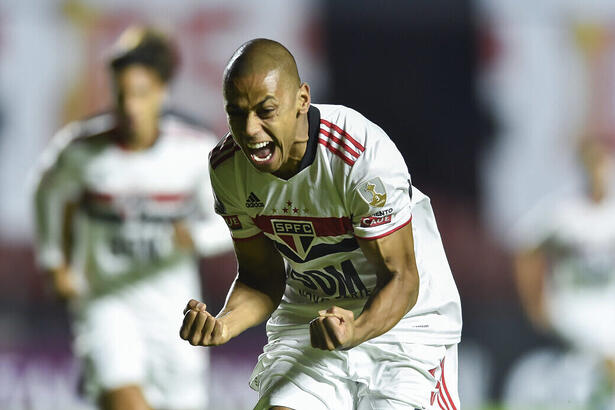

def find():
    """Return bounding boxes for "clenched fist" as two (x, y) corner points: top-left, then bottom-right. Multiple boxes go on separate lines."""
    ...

(48, 264), (79, 301)
(309, 306), (357, 351)
(179, 299), (231, 346)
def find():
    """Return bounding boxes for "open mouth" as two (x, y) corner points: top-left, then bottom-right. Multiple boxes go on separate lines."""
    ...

(247, 141), (275, 163)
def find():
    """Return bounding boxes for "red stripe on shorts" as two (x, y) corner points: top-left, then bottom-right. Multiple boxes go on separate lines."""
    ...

(440, 358), (457, 410)
(437, 393), (450, 410)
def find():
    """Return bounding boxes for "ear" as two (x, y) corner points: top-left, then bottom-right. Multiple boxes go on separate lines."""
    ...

(297, 83), (311, 114)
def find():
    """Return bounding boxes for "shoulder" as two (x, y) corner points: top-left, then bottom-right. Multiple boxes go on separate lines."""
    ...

(208, 133), (242, 172)
(510, 192), (569, 251)
(34, 112), (114, 179)
(160, 110), (219, 150)
(53, 112), (116, 156)
(315, 104), (395, 167)
(316, 104), (386, 143)
(314, 104), (366, 167)
(207, 134), (245, 204)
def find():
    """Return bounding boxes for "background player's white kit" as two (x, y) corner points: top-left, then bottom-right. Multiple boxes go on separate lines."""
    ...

(504, 190), (615, 409)
(33, 111), (231, 409)
(514, 192), (615, 359)
(210, 103), (462, 409)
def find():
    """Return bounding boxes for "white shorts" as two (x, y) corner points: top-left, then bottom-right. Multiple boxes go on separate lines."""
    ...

(73, 265), (209, 409)
(250, 335), (459, 410)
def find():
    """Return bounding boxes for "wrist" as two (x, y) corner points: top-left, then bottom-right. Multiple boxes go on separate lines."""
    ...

(352, 316), (371, 346)
(216, 311), (239, 340)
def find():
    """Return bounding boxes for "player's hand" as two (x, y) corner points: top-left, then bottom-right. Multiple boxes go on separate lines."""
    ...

(48, 264), (79, 301)
(309, 306), (356, 351)
(180, 299), (231, 346)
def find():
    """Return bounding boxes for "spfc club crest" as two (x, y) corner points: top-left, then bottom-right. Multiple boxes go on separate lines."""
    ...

(271, 219), (316, 259)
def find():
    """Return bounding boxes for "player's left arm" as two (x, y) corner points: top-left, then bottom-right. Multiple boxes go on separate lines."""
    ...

(356, 220), (419, 336)
(309, 220), (418, 350)
(310, 118), (419, 351)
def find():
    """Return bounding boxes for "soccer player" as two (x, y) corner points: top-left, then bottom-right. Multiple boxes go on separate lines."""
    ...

(180, 38), (462, 410)
(32, 27), (232, 410)
(508, 137), (615, 408)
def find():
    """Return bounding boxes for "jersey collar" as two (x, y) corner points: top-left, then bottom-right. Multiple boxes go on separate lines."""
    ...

(297, 105), (321, 172)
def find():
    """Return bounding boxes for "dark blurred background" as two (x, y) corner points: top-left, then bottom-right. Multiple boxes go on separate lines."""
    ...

(2, 0), (613, 408)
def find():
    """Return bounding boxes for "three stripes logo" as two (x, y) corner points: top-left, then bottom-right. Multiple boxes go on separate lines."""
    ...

(245, 192), (264, 208)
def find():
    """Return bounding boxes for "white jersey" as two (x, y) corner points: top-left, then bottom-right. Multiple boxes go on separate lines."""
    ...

(32, 110), (232, 408)
(514, 193), (615, 357)
(210, 104), (462, 345)
(33, 110), (231, 297)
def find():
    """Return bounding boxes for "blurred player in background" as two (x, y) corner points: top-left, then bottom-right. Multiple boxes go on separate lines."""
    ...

(32, 26), (232, 410)
(180, 39), (462, 410)
(509, 137), (615, 409)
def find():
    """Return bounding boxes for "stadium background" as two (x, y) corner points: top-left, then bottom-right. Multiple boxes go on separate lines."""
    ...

(1, 0), (615, 408)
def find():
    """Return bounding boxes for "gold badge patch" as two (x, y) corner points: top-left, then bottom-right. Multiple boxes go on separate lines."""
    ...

(358, 177), (387, 207)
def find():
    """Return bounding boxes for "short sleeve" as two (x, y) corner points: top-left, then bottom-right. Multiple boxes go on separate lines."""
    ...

(209, 163), (262, 240)
(348, 131), (412, 240)
(510, 195), (559, 252)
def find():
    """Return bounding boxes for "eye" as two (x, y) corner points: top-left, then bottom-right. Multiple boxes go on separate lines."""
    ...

(258, 107), (276, 119)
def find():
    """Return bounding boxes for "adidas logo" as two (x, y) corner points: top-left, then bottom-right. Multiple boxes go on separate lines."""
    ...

(245, 192), (264, 208)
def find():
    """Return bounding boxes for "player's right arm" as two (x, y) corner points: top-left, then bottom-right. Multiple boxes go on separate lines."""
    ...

(179, 233), (286, 346)
(180, 142), (287, 346)
(31, 125), (84, 300)
(42, 202), (79, 301)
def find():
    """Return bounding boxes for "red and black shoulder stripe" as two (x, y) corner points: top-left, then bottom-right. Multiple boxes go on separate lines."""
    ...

(209, 133), (241, 169)
(318, 119), (365, 166)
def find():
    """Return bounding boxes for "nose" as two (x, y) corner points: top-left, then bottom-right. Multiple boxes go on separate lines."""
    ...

(245, 112), (261, 137)
(124, 96), (142, 118)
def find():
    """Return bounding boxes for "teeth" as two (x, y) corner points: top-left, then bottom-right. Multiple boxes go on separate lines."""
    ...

(247, 141), (269, 149)
(252, 152), (273, 162)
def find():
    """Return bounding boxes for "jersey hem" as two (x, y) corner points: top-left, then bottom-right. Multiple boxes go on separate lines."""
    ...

(232, 231), (264, 241)
(265, 327), (462, 347)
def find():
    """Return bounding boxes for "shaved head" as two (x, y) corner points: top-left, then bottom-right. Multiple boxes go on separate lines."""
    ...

(223, 39), (300, 91)
(222, 38), (311, 179)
